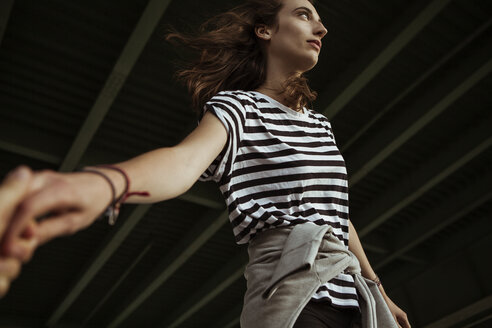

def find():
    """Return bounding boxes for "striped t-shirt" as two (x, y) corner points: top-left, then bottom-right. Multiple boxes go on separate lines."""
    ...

(199, 90), (359, 309)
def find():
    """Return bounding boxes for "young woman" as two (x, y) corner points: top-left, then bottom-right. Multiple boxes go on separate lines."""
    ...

(0, 0), (410, 327)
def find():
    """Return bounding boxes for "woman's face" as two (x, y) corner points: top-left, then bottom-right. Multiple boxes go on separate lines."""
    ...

(263, 0), (327, 73)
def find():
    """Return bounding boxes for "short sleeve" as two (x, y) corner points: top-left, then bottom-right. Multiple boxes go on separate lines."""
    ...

(325, 121), (337, 144)
(198, 91), (246, 183)
(312, 111), (337, 144)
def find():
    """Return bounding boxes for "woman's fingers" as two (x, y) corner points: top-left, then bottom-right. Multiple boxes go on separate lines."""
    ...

(35, 212), (89, 247)
(0, 258), (21, 280)
(3, 170), (110, 254)
(2, 177), (78, 255)
(393, 305), (410, 328)
(0, 275), (11, 298)
(0, 166), (32, 239)
(398, 312), (411, 328)
(0, 255), (24, 297)
(0, 166), (37, 299)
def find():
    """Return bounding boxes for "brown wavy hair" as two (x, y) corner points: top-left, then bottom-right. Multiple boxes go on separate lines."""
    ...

(165, 0), (317, 115)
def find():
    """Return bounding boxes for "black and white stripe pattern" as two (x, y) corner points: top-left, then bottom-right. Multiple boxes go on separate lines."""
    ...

(199, 90), (359, 309)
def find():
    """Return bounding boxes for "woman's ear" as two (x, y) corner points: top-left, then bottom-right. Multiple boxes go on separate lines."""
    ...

(255, 24), (272, 41)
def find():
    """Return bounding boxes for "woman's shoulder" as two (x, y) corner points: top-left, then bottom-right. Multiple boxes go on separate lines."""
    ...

(210, 90), (259, 101)
(207, 90), (265, 109)
(306, 108), (331, 125)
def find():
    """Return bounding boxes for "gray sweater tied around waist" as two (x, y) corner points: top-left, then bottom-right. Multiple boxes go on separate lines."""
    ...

(240, 222), (398, 328)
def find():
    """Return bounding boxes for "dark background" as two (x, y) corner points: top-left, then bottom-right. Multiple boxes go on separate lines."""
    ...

(0, 0), (491, 327)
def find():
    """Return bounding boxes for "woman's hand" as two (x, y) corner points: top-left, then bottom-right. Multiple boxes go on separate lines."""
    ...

(0, 166), (38, 298)
(384, 294), (411, 328)
(1, 167), (114, 259)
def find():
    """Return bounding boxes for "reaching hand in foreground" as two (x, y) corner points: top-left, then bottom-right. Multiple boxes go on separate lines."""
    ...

(0, 165), (114, 298)
(0, 166), (37, 298)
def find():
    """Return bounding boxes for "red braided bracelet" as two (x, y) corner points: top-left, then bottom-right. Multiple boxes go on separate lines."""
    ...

(80, 168), (116, 222)
(87, 165), (150, 225)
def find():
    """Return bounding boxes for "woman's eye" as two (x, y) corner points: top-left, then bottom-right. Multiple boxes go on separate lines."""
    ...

(300, 12), (309, 19)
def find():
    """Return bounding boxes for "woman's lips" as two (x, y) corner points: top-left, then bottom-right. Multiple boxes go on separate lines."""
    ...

(307, 40), (321, 51)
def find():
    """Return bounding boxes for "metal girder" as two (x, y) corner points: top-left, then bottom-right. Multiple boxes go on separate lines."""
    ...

(59, 0), (173, 172)
(106, 209), (228, 328)
(422, 294), (492, 328)
(80, 242), (154, 327)
(341, 17), (492, 153)
(379, 215), (492, 326)
(162, 251), (248, 328)
(373, 171), (492, 270)
(355, 115), (492, 237)
(0, 139), (61, 164)
(222, 317), (240, 328)
(363, 241), (425, 264)
(320, 0), (451, 120)
(0, 315), (39, 328)
(179, 181), (225, 209)
(215, 303), (242, 328)
(0, 0), (14, 46)
(348, 50), (492, 186)
(45, 204), (152, 327)
(383, 212), (492, 291)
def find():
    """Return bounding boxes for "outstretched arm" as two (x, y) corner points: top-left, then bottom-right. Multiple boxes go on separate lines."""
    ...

(348, 220), (411, 328)
(1, 111), (227, 255)
(90, 110), (228, 204)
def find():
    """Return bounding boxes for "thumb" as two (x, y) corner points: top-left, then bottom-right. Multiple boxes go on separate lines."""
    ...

(0, 166), (33, 238)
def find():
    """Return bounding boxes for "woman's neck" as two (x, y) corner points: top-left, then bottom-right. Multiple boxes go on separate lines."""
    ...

(255, 82), (303, 113)
(255, 62), (304, 112)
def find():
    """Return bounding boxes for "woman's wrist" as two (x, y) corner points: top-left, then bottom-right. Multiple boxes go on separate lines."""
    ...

(78, 165), (150, 225)
(370, 274), (381, 287)
(80, 166), (127, 200)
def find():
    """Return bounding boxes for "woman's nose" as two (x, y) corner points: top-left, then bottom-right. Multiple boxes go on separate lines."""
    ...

(315, 22), (328, 39)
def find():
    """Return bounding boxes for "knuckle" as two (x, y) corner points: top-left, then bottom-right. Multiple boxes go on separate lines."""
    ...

(0, 276), (9, 298)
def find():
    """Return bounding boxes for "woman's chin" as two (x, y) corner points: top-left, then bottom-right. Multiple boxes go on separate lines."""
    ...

(298, 56), (318, 73)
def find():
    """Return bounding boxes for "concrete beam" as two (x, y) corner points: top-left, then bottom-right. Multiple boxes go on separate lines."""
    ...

(383, 212), (492, 291)
(422, 294), (492, 328)
(373, 171), (492, 270)
(355, 115), (492, 237)
(59, 0), (173, 172)
(106, 209), (228, 328)
(0, 0), (14, 46)
(162, 251), (248, 328)
(45, 204), (152, 327)
(179, 181), (224, 209)
(215, 303), (242, 328)
(0, 139), (61, 164)
(320, 0), (451, 120)
(348, 49), (492, 186)
(80, 242), (154, 327)
(341, 17), (492, 153)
